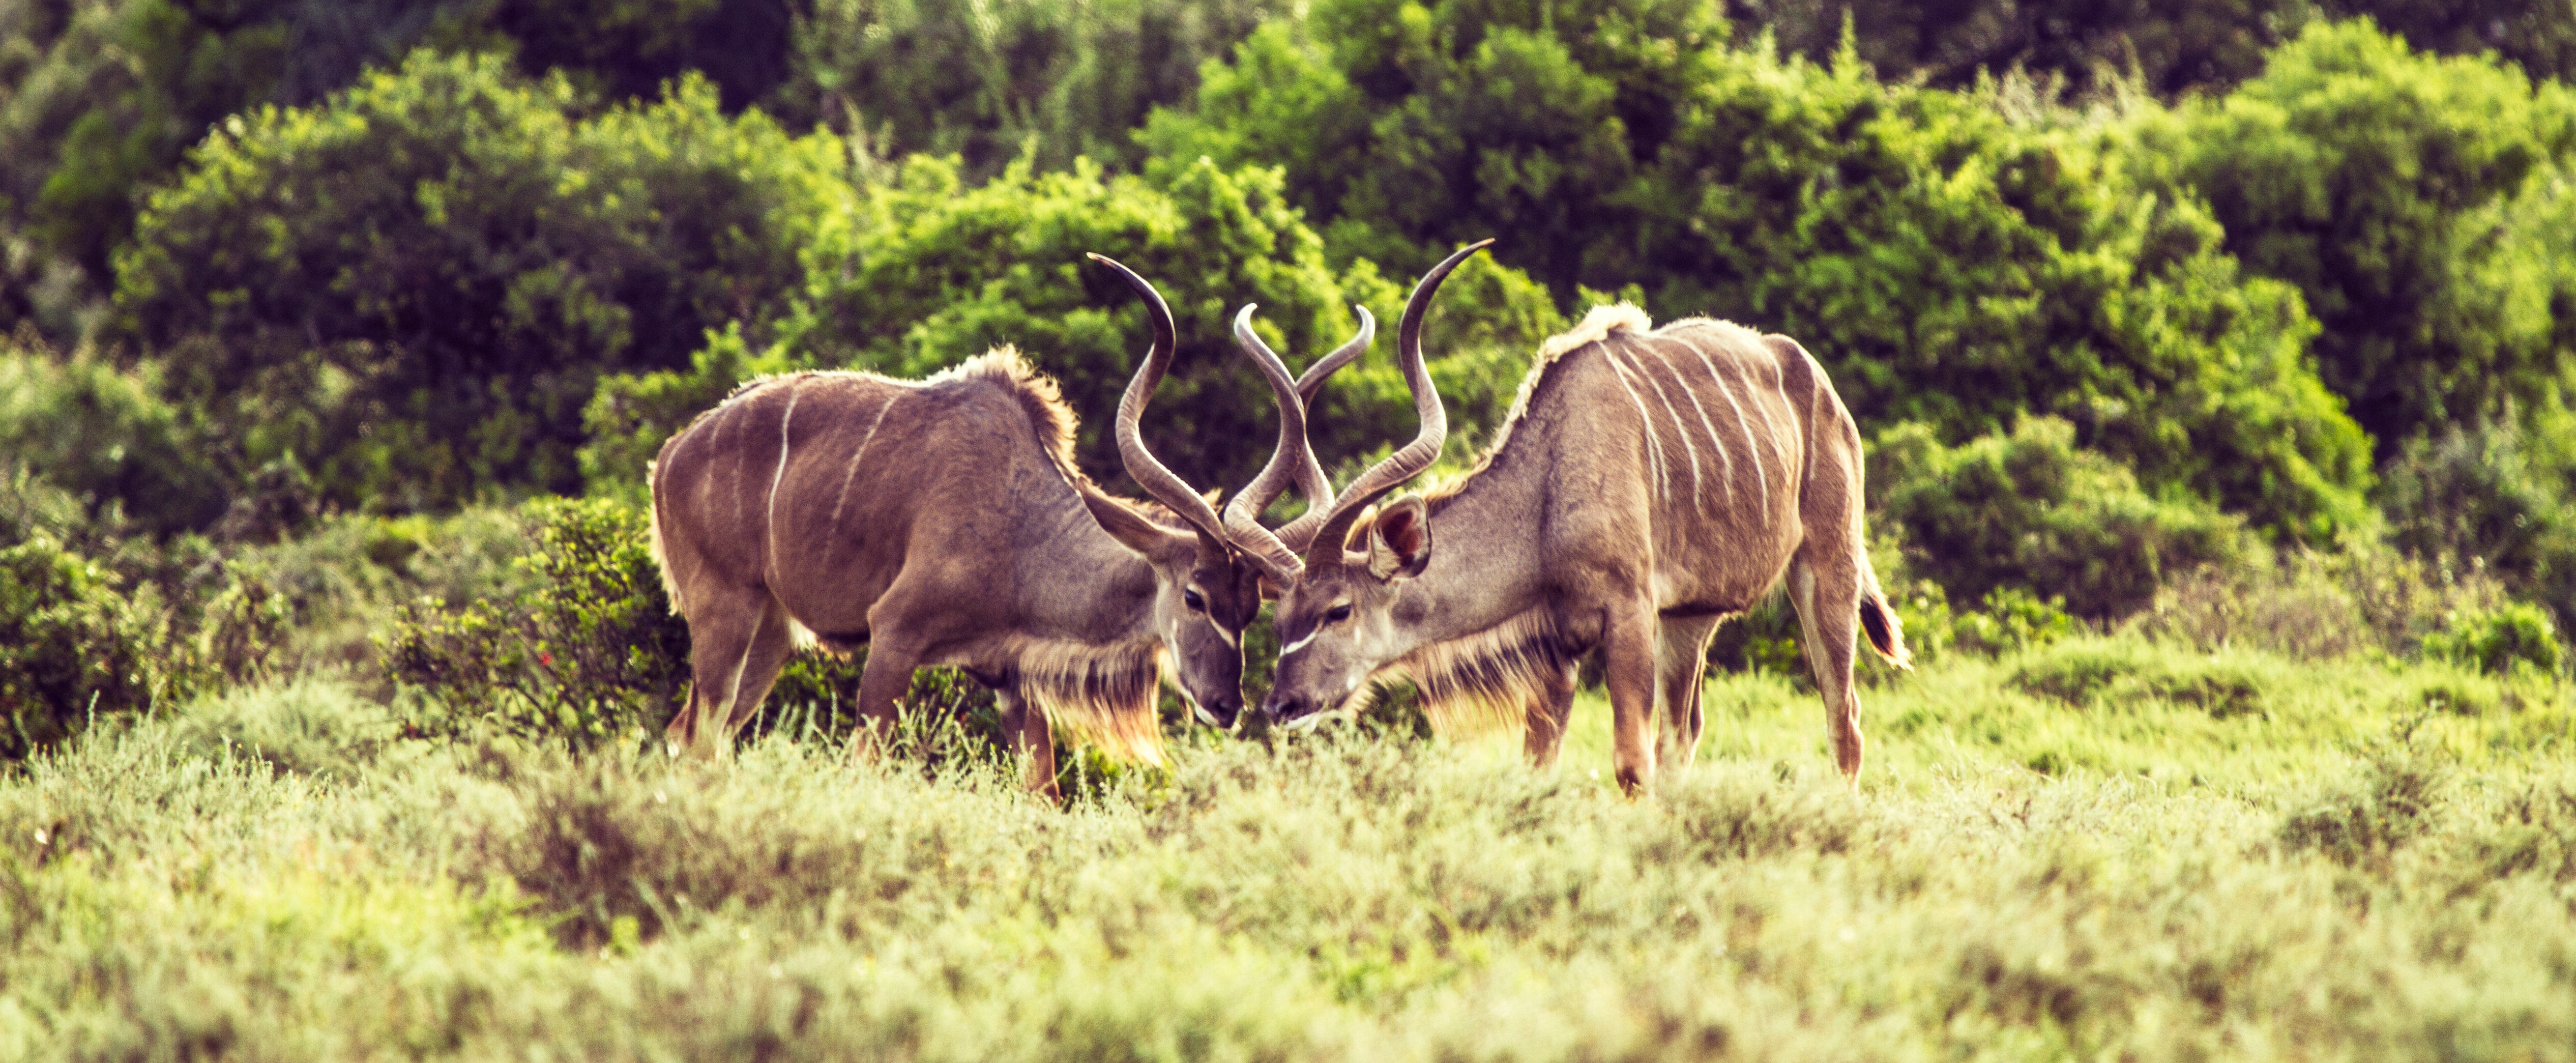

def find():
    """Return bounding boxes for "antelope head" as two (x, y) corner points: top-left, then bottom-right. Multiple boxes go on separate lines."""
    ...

(1254, 241), (1489, 728)
(1085, 254), (1365, 729)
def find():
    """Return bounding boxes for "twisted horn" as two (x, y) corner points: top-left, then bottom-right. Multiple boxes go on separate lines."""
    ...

(1222, 304), (1374, 555)
(1087, 252), (1231, 549)
(1207, 305), (1311, 582)
(1296, 239), (1491, 568)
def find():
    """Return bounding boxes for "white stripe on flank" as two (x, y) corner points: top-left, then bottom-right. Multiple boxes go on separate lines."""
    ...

(765, 383), (803, 571)
(1687, 344), (1770, 506)
(829, 396), (896, 527)
(1648, 335), (1737, 508)
(1618, 342), (1705, 510)
(1740, 357), (1793, 484)
(1279, 628), (1323, 656)
(1598, 349), (1672, 499)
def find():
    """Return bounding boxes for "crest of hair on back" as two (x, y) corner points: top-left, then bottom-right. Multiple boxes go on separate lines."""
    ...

(1346, 610), (1571, 737)
(1006, 637), (1167, 764)
(934, 347), (1094, 492)
(1436, 304), (1654, 490)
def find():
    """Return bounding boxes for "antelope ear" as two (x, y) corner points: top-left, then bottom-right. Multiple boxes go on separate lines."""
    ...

(1365, 496), (1432, 581)
(1081, 491), (1176, 558)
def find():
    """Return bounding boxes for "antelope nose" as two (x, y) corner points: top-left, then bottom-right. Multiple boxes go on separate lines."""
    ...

(1207, 695), (1243, 729)
(1263, 692), (1307, 724)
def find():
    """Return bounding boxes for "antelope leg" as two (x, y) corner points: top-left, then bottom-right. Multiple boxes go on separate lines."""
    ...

(845, 636), (922, 761)
(1603, 604), (1660, 796)
(1523, 659), (1579, 770)
(1789, 555), (1867, 782)
(668, 588), (792, 760)
(1654, 614), (1723, 770)
(999, 690), (1060, 802)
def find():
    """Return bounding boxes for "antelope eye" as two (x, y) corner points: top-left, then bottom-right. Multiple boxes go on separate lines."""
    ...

(1183, 589), (1207, 612)
(1325, 604), (1353, 624)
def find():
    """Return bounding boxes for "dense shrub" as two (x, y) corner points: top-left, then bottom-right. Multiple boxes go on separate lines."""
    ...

(2421, 601), (2564, 677)
(0, 533), (174, 759)
(2127, 544), (2500, 661)
(0, 336), (223, 534)
(771, 0), (1274, 176)
(114, 51), (854, 510)
(2380, 420), (2576, 633)
(2122, 20), (2576, 451)
(2008, 637), (2276, 720)
(1152, 5), (2375, 537)
(382, 498), (691, 746)
(1732, 0), (2576, 97)
(1874, 418), (2248, 621)
(195, 507), (535, 681)
(168, 676), (404, 780)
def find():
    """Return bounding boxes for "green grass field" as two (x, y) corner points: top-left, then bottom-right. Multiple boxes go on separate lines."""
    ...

(7, 636), (2574, 1060)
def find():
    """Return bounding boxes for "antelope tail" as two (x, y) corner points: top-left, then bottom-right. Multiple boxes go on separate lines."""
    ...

(1857, 558), (1912, 671)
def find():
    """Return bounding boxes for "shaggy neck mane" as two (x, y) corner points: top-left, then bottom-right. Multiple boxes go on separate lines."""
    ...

(1005, 636), (1168, 763)
(944, 347), (1197, 533)
(1343, 610), (1569, 737)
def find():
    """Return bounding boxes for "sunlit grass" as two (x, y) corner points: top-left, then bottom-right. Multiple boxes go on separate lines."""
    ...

(5, 640), (2574, 1059)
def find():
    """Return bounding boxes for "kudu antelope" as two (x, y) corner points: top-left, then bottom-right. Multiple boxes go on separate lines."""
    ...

(1253, 242), (1912, 792)
(647, 256), (1364, 796)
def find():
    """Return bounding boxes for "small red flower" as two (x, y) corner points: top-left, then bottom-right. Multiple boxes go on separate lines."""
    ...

(538, 652), (554, 666)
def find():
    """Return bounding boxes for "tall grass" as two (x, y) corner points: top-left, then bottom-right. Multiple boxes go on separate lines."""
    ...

(3, 637), (2572, 1059)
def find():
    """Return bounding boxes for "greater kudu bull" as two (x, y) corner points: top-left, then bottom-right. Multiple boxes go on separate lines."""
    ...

(1252, 242), (1912, 792)
(648, 256), (1363, 796)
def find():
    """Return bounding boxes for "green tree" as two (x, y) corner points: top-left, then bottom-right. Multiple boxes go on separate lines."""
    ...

(1722, 0), (2576, 97)
(2124, 20), (2576, 451)
(0, 335), (226, 535)
(113, 51), (852, 510)
(1154, 5), (2374, 538)
(772, 0), (1278, 176)
(1873, 417), (2249, 621)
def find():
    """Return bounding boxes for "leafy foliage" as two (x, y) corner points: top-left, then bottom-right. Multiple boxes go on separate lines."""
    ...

(771, 0), (1276, 175)
(2125, 20), (2576, 450)
(1874, 418), (2249, 620)
(113, 51), (853, 510)
(383, 497), (690, 747)
(0, 533), (174, 759)
(0, 334), (223, 535)
(1152, 3), (2377, 537)
(2422, 601), (2565, 676)
(1729, 0), (2576, 97)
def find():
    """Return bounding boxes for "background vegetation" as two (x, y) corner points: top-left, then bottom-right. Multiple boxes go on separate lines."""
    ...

(7, 0), (2576, 1052)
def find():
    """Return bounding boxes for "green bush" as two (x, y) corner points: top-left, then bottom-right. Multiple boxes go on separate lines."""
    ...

(382, 498), (691, 747)
(1949, 587), (2078, 658)
(0, 335), (224, 535)
(1152, 5), (2376, 537)
(1733, 1), (2576, 97)
(113, 51), (853, 511)
(2122, 20), (2576, 450)
(1874, 417), (2248, 621)
(0, 533), (175, 759)
(770, 0), (1271, 176)
(2421, 601), (2564, 677)
(2008, 637), (2275, 720)
(195, 507), (535, 680)
(2380, 420), (2576, 634)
